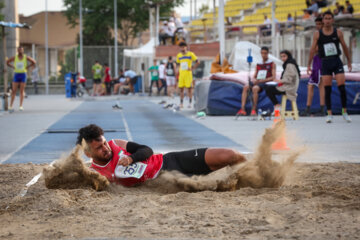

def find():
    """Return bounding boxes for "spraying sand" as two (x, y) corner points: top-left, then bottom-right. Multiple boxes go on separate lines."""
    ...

(42, 121), (300, 193)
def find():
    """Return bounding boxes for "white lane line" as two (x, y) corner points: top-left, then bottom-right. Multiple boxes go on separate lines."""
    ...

(120, 110), (133, 141)
(1, 103), (82, 164)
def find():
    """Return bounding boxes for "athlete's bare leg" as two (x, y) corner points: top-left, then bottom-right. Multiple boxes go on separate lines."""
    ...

(306, 84), (314, 107)
(10, 82), (19, 107)
(252, 85), (261, 110)
(19, 82), (26, 107)
(319, 78), (325, 106)
(241, 85), (249, 110)
(204, 148), (247, 171)
(179, 87), (184, 107)
(323, 75), (333, 115)
(335, 73), (347, 113)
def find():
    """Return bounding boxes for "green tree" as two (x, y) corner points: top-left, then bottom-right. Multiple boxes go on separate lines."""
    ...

(63, 0), (184, 46)
(198, 4), (210, 16)
(58, 48), (76, 82)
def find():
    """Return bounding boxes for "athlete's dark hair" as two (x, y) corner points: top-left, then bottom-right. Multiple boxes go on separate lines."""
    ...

(168, 56), (172, 60)
(76, 124), (104, 145)
(323, 10), (334, 18)
(104, 63), (108, 66)
(179, 41), (187, 47)
(315, 16), (323, 22)
(261, 46), (269, 52)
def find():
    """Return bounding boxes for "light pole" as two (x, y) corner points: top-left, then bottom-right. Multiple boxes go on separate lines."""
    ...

(45, 0), (49, 95)
(114, 0), (118, 78)
(218, 0), (225, 64)
(79, 0), (83, 76)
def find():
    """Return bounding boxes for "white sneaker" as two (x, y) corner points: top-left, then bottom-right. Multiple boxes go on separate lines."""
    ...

(19, 106), (24, 111)
(326, 115), (333, 123)
(342, 113), (352, 123)
(8, 106), (14, 113)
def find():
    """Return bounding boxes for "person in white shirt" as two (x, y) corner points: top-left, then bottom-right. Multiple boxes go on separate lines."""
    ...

(159, 21), (174, 45)
(158, 60), (167, 95)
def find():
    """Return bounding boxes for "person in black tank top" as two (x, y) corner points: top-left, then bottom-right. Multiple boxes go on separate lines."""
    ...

(165, 56), (177, 97)
(307, 11), (352, 123)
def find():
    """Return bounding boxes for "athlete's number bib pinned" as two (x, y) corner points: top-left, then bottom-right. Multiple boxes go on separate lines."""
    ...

(115, 150), (147, 179)
(167, 69), (174, 75)
(96, 69), (101, 74)
(257, 70), (267, 80)
(153, 71), (158, 76)
(16, 62), (24, 70)
(180, 62), (189, 71)
(324, 43), (337, 57)
(115, 163), (147, 179)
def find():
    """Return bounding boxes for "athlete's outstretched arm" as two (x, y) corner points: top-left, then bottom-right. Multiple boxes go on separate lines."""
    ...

(307, 31), (319, 75)
(338, 29), (352, 72)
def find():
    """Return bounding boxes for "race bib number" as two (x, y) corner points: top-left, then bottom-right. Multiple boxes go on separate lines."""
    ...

(115, 163), (147, 179)
(153, 71), (158, 76)
(257, 70), (267, 80)
(16, 62), (24, 70)
(95, 69), (101, 74)
(180, 62), (189, 71)
(167, 69), (174, 75)
(324, 43), (337, 57)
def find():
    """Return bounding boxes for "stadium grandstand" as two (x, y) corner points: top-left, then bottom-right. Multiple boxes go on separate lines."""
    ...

(183, 0), (360, 66)
(189, 0), (360, 35)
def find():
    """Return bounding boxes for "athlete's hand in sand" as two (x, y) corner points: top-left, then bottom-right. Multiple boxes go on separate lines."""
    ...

(118, 156), (133, 166)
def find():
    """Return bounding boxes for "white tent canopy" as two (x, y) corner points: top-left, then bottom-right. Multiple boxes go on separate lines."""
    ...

(229, 41), (283, 72)
(124, 38), (155, 58)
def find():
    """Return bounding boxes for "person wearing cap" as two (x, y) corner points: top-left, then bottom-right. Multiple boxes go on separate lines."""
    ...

(159, 21), (174, 45)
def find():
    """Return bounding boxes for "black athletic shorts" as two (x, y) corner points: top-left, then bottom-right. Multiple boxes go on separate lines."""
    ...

(162, 148), (211, 176)
(321, 57), (344, 76)
(130, 76), (138, 85)
(93, 78), (101, 84)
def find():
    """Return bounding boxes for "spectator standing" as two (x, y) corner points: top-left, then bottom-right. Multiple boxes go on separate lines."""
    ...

(303, 17), (326, 116)
(346, 1), (354, 14)
(265, 50), (300, 111)
(103, 63), (111, 95)
(165, 56), (177, 98)
(158, 60), (167, 96)
(237, 47), (276, 116)
(307, 11), (352, 123)
(6, 46), (36, 112)
(176, 42), (199, 108)
(91, 60), (102, 96)
(31, 67), (39, 95)
(148, 60), (160, 96)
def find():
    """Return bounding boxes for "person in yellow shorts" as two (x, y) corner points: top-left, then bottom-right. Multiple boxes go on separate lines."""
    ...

(176, 42), (199, 108)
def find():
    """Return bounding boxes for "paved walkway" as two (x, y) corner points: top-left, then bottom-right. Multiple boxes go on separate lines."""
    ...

(0, 94), (359, 164)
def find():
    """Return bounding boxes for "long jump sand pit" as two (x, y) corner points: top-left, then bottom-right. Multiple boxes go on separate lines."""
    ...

(0, 162), (359, 239)
(0, 122), (359, 239)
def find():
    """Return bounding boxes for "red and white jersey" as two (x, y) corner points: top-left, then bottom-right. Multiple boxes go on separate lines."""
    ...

(90, 140), (163, 187)
(255, 59), (273, 80)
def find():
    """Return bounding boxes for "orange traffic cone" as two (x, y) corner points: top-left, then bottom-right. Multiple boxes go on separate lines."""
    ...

(272, 109), (289, 150)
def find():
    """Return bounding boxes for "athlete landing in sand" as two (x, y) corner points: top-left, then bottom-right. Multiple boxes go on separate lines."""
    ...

(77, 124), (246, 187)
